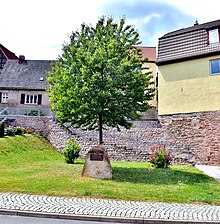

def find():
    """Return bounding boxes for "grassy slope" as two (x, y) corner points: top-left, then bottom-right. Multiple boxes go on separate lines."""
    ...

(0, 134), (219, 205)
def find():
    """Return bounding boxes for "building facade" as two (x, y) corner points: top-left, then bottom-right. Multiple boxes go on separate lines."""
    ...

(0, 57), (53, 116)
(157, 19), (220, 115)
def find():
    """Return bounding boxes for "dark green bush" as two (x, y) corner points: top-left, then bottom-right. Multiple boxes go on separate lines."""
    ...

(63, 138), (81, 164)
(6, 128), (15, 136)
(25, 109), (44, 116)
(0, 122), (4, 137)
(15, 127), (24, 135)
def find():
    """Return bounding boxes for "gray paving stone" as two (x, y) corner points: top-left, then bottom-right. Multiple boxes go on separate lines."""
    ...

(0, 192), (220, 222)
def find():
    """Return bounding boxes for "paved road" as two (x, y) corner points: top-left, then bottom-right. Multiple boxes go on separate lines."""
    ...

(0, 215), (119, 224)
(0, 192), (219, 223)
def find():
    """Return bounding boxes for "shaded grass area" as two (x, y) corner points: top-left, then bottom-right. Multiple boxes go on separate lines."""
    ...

(0, 134), (219, 205)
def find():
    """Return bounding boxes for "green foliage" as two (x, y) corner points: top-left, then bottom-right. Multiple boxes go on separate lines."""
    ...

(0, 135), (220, 204)
(0, 122), (4, 138)
(6, 128), (15, 136)
(15, 127), (24, 135)
(63, 138), (81, 164)
(150, 145), (172, 168)
(25, 109), (44, 116)
(47, 16), (154, 144)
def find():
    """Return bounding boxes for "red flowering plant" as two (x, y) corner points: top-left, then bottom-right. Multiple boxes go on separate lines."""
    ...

(149, 144), (172, 168)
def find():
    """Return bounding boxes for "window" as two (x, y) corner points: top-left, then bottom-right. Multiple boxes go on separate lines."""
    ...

(208, 29), (220, 45)
(2, 92), (8, 103)
(20, 94), (42, 105)
(25, 95), (38, 104)
(210, 59), (220, 75)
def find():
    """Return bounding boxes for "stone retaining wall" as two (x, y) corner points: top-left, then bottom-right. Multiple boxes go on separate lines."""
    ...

(4, 110), (220, 165)
(160, 111), (220, 165)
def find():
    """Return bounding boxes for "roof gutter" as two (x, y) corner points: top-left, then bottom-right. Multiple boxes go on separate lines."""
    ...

(156, 50), (220, 66)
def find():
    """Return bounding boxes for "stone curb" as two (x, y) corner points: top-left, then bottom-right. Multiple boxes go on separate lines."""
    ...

(0, 209), (219, 224)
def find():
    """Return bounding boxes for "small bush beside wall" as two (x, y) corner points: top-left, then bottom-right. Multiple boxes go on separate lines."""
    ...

(150, 145), (172, 168)
(63, 138), (81, 164)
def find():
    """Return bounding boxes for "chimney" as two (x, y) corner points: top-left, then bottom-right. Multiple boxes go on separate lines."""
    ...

(18, 55), (25, 64)
(194, 20), (199, 26)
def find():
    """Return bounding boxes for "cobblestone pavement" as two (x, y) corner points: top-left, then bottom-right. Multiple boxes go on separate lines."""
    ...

(0, 192), (220, 223)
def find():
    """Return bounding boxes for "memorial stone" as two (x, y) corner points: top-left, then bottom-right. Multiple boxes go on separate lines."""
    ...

(82, 145), (112, 179)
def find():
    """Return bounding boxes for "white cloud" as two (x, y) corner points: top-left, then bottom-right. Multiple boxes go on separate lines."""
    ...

(1, 0), (106, 59)
(143, 14), (161, 25)
(1, 0), (220, 59)
(166, 0), (220, 23)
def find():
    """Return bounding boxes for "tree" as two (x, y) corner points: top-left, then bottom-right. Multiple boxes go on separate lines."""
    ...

(47, 16), (154, 145)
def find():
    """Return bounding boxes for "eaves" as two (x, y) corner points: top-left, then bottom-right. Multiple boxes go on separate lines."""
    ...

(156, 50), (220, 66)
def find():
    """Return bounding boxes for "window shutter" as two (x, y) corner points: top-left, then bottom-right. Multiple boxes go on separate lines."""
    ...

(20, 94), (25, 104)
(38, 94), (42, 105)
(0, 92), (2, 103)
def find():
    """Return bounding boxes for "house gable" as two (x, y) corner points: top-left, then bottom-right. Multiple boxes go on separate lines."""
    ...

(157, 19), (220, 65)
(157, 19), (220, 115)
(0, 44), (18, 69)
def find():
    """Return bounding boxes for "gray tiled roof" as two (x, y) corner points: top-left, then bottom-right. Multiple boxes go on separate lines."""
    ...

(160, 19), (220, 39)
(157, 19), (220, 65)
(0, 60), (55, 90)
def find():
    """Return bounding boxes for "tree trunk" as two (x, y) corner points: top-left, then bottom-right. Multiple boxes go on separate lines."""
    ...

(98, 112), (103, 145)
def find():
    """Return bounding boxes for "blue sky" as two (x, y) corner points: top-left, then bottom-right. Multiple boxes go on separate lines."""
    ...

(1, 0), (220, 59)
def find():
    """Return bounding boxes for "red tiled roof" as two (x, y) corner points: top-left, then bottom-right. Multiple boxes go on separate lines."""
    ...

(136, 46), (156, 62)
(0, 44), (18, 59)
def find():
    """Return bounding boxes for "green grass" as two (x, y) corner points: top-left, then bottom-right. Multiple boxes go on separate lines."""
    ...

(0, 134), (219, 205)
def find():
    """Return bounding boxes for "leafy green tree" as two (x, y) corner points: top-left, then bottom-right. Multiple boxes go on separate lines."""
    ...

(47, 16), (154, 145)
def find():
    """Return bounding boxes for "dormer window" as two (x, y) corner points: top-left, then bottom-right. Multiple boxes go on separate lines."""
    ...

(208, 28), (220, 44)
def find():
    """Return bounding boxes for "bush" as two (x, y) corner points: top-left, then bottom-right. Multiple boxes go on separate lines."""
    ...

(25, 109), (44, 116)
(63, 138), (81, 164)
(0, 122), (4, 137)
(25, 127), (33, 134)
(6, 128), (15, 136)
(150, 145), (172, 168)
(15, 127), (24, 135)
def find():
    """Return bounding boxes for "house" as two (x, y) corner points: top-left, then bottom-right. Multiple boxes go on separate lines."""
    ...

(134, 46), (157, 120)
(0, 56), (54, 116)
(138, 46), (157, 108)
(0, 44), (18, 70)
(157, 19), (220, 115)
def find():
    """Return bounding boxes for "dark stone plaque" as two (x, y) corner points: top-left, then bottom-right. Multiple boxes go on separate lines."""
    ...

(89, 150), (104, 161)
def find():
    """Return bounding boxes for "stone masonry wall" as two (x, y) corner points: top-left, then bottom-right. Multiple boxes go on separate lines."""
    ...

(160, 111), (220, 165)
(6, 116), (72, 152)
(4, 111), (220, 165)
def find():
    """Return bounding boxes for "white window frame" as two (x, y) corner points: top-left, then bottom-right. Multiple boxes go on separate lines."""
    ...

(209, 29), (220, 45)
(210, 59), (220, 75)
(2, 92), (8, 103)
(25, 94), (38, 104)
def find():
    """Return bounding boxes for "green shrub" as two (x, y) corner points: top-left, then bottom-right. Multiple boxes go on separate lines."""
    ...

(25, 109), (44, 116)
(15, 127), (24, 135)
(6, 128), (15, 136)
(63, 138), (81, 164)
(150, 145), (172, 168)
(0, 122), (4, 137)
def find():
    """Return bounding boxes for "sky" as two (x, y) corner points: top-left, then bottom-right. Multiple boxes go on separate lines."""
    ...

(1, 0), (220, 60)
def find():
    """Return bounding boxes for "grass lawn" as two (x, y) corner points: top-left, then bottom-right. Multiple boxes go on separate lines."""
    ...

(0, 134), (219, 205)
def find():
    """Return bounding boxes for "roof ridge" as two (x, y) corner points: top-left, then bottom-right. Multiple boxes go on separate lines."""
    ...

(160, 18), (220, 39)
